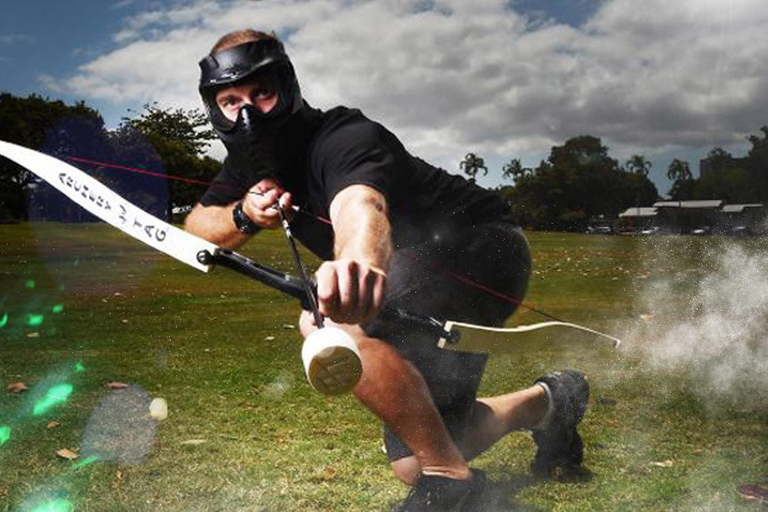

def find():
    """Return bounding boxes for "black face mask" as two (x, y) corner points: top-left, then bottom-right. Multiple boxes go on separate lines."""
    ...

(224, 104), (280, 177)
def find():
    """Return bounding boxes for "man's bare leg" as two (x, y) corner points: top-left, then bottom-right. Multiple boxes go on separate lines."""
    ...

(387, 385), (550, 477)
(299, 313), (471, 485)
(460, 386), (549, 460)
(353, 335), (472, 484)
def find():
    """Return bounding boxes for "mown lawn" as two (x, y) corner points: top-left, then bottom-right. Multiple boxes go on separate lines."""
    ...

(1, 223), (767, 511)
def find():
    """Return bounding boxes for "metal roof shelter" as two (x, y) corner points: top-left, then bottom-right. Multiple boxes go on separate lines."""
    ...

(721, 204), (764, 213)
(619, 207), (657, 218)
(653, 200), (724, 209)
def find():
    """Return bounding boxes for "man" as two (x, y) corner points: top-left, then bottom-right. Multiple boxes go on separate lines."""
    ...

(185, 29), (589, 511)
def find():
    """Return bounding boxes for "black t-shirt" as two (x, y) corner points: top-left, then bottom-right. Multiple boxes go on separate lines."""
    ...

(200, 106), (515, 260)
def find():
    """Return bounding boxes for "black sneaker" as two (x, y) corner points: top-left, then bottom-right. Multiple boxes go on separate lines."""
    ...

(394, 469), (487, 512)
(531, 370), (589, 481)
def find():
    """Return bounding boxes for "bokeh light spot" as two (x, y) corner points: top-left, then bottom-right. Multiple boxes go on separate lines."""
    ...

(0, 425), (10, 446)
(25, 314), (45, 327)
(74, 455), (100, 468)
(30, 499), (74, 512)
(33, 384), (74, 416)
(52, 304), (64, 314)
(74, 362), (85, 373)
(0, 313), (7, 328)
(26, 280), (35, 288)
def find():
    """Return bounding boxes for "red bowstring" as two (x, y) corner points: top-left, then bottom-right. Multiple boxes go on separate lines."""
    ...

(66, 154), (551, 317)
(67, 156), (211, 186)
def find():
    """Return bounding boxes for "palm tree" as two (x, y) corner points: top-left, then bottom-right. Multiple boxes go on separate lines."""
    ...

(459, 153), (488, 183)
(667, 158), (692, 233)
(501, 158), (531, 182)
(626, 155), (651, 176)
(667, 158), (692, 190)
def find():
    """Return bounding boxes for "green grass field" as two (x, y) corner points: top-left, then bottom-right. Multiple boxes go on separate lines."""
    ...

(1, 223), (767, 511)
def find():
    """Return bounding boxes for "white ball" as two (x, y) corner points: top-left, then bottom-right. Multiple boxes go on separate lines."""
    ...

(149, 397), (168, 420)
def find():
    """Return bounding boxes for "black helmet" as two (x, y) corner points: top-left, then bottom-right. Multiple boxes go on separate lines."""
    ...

(198, 38), (303, 155)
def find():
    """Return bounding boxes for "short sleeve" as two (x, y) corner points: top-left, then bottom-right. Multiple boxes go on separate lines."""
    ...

(311, 113), (403, 204)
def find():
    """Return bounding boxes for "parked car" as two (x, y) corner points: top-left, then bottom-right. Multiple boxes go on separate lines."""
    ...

(638, 226), (661, 235)
(691, 226), (712, 235)
(729, 225), (751, 236)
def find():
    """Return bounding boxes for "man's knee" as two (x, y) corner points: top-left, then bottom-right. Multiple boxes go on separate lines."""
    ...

(391, 456), (421, 486)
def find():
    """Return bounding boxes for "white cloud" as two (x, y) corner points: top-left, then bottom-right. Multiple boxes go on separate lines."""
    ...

(113, 0), (137, 8)
(0, 34), (34, 44)
(62, 0), (768, 176)
(37, 74), (64, 93)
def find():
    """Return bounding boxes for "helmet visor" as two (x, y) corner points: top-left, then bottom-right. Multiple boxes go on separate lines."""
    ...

(198, 39), (287, 89)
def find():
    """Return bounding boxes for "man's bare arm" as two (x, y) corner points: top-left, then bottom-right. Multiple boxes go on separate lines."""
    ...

(331, 184), (392, 268)
(315, 184), (391, 324)
(184, 178), (293, 249)
(184, 202), (251, 249)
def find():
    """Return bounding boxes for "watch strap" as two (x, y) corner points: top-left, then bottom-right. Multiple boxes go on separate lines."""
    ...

(233, 201), (260, 235)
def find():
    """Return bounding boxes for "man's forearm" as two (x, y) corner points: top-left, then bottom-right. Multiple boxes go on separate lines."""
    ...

(184, 202), (252, 249)
(330, 186), (392, 270)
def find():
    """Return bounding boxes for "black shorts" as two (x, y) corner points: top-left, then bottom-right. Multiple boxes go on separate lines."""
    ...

(362, 222), (531, 462)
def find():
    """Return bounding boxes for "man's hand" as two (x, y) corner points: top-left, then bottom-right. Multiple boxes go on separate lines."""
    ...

(315, 259), (387, 324)
(241, 178), (293, 229)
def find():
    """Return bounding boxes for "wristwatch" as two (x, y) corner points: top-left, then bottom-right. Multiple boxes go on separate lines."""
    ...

(232, 201), (260, 234)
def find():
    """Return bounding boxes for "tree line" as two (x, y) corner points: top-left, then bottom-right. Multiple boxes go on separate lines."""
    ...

(459, 128), (768, 231)
(460, 136), (658, 231)
(2, 92), (767, 232)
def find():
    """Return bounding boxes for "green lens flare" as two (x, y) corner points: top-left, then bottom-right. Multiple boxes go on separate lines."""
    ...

(52, 304), (64, 313)
(0, 313), (7, 328)
(25, 314), (45, 326)
(26, 280), (35, 288)
(33, 384), (74, 416)
(0, 426), (10, 446)
(31, 499), (74, 512)
(74, 362), (85, 373)
(74, 455), (100, 468)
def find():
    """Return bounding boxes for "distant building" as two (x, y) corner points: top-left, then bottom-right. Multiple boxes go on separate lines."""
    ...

(699, 155), (748, 179)
(615, 200), (766, 236)
(618, 207), (658, 232)
(652, 200), (723, 233)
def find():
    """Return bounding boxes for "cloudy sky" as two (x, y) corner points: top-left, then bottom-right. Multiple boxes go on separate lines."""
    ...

(2, 0), (767, 193)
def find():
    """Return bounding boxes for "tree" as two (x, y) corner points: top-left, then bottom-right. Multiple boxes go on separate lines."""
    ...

(504, 135), (657, 231)
(705, 147), (732, 170)
(626, 155), (651, 176)
(119, 103), (221, 220)
(0, 93), (105, 221)
(695, 168), (751, 203)
(122, 103), (215, 158)
(666, 158), (692, 200)
(501, 158), (531, 182)
(747, 126), (768, 201)
(459, 152), (487, 183)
